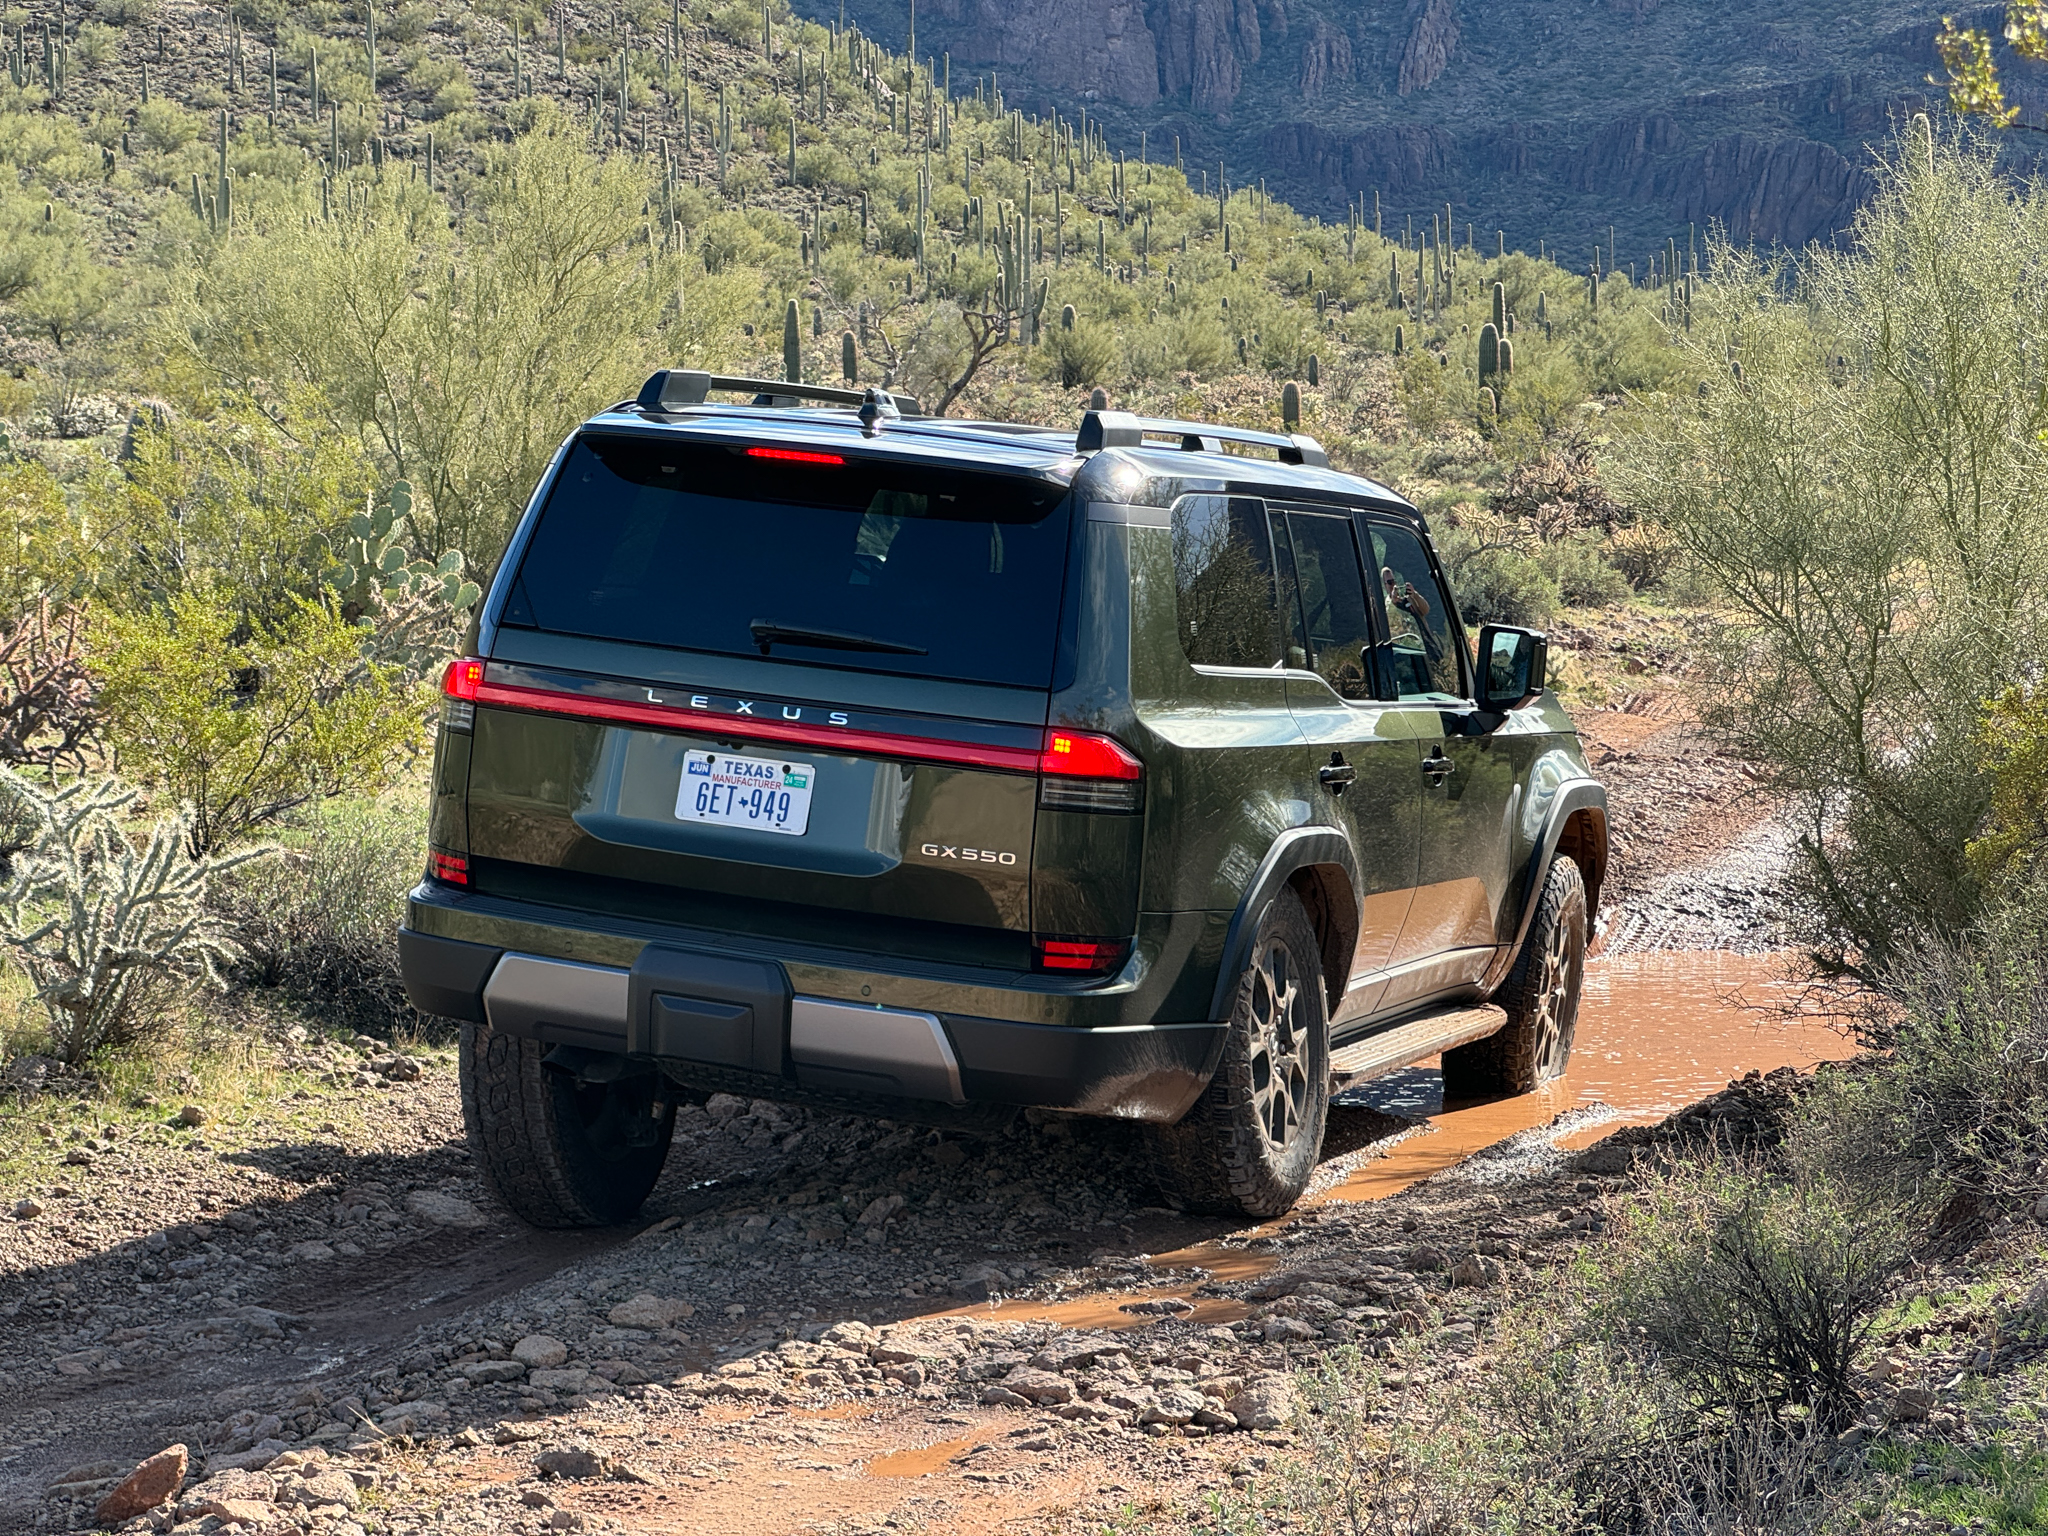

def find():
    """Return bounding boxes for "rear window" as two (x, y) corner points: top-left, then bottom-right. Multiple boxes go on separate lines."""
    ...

(499, 435), (1074, 688)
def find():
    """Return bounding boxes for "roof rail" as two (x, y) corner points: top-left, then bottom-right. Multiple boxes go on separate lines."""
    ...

(635, 369), (925, 419)
(1074, 409), (1328, 468)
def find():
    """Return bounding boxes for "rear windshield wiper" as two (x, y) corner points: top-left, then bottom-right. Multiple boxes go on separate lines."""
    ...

(749, 619), (929, 657)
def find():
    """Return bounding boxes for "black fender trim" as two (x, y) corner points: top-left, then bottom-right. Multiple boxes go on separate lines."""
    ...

(1207, 826), (1361, 1022)
(1482, 778), (1608, 994)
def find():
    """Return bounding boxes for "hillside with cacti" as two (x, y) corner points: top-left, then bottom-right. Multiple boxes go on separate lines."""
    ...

(1, 0), (1696, 603)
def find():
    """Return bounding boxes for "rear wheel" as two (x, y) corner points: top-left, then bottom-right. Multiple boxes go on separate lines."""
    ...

(1155, 889), (1330, 1217)
(1443, 855), (1586, 1097)
(460, 1022), (676, 1228)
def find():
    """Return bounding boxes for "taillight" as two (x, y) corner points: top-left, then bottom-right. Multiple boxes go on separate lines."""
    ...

(443, 658), (484, 699)
(1033, 935), (1131, 975)
(1038, 729), (1143, 812)
(428, 849), (469, 887)
(745, 446), (846, 465)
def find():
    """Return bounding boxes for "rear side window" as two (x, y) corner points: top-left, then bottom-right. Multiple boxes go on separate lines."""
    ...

(1172, 495), (1284, 669)
(499, 436), (1074, 688)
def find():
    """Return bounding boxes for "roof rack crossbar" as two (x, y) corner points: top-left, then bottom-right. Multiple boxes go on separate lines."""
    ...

(1075, 409), (1327, 468)
(636, 369), (924, 419)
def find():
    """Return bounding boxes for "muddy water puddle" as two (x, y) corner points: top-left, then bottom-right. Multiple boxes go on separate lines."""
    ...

(921, 951), (1854, 1321)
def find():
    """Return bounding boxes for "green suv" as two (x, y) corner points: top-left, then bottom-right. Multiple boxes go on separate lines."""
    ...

(400, 372), (1608, 1224)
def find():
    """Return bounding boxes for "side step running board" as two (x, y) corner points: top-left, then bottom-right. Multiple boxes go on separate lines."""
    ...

(1329, 1003), (1508, 1087)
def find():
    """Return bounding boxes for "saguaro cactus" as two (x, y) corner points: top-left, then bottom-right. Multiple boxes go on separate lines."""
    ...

(841, 330), (857, 383)
(1393, 324), (1405, 357)
(1307, 354), (1320, 387)
(1281, 381), (1300, 429)
(783, 300), (801, 382)
(1491, 280), (1505, 335)
(1478, 322), (1500, 384)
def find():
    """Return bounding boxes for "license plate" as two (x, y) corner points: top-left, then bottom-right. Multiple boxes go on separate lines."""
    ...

(674, 751), (814, 836)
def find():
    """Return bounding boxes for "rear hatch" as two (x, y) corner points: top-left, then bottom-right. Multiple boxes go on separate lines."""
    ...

(454, 428), (1089, 971)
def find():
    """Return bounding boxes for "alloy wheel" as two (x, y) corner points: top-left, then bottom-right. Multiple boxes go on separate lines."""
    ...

(1246, 936), (1310, 1151)
(1531, 902), (1584, 1080)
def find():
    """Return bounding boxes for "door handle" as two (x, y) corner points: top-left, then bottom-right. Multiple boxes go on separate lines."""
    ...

(1318, 751), (1356, 795)
(1422, 751), (1456, 780)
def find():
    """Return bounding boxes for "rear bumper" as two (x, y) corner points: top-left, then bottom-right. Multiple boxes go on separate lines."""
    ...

(399, 906), (1226, 1124)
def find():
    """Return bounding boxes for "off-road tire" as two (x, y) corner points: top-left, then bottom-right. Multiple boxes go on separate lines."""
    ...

(460, 1022), (676, 1228)
(1443, 855), (1587, 1097)
(1155, 889), (1330, 1217)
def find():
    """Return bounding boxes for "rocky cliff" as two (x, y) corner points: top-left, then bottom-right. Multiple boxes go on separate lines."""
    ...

(808, 0), (1987, 258)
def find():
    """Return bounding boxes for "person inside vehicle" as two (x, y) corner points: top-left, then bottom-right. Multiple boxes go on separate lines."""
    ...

(1382, 565), (1432, 642)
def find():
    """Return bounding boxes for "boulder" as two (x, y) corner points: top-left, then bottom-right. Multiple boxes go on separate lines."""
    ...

(1225, 1377), (1297, 1430)
(95, 1445), (188, 1523)
(607, 1293), (695, 1330)
(513, 1335), (570, 1370)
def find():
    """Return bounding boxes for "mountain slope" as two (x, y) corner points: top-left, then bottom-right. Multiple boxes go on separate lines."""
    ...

(802, 0), (1975, 264)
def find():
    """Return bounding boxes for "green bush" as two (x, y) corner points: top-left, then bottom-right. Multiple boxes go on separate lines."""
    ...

(1549, 532), (1631, 608)
(1603, 1160), (1913, 1433)
(215, 791), (424, 1029)
(1043, 315), (1116, 388)
(1435, 518), (1560, 628)
(93, 584), (429, 856)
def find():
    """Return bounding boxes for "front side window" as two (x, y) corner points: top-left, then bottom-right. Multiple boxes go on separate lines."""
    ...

(1275, 512), (1377, 701)
(1367, 521), (1466, 702)
(1173, 495), (1284, 669)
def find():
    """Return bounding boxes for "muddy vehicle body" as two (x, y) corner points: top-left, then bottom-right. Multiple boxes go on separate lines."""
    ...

(399, 374), (1608, 1223)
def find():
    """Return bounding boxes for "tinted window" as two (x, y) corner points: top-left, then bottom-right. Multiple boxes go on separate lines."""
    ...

(500, 436), (1073, 688)
(1173, 495), (1283, 669)
(1367, 522), (1466, 702)
(1276, 512), (1376, 700)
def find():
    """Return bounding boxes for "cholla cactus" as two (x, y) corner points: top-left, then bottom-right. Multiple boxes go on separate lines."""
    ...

(324, 481), (481, 681)
(0, 769), (270, 1064)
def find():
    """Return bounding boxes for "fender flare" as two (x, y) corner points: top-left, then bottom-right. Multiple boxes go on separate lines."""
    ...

(1207, 826), (1362, 1023)
(1483, 777), (1609, 993)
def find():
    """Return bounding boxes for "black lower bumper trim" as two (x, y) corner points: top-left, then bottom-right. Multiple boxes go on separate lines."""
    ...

(948, 1016), (1226, 1123)
(397, 928), (502, 1023)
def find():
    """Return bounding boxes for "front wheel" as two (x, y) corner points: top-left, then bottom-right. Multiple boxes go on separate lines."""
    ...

(460, 1023), (676, 1228)
(1154, 888), (1330, 1217)
(1443, 855), (1586, 1097)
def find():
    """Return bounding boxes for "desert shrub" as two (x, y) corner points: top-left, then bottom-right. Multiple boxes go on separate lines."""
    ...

(1603, 1160), (1913, 1433)
(0, 768), (268, 1064)
(1549, 532), (1631, 608)
(0, 598), (95, 768)
(94, 584), (429, 855)
(1794, 902), (2048, 1208)
(1616, 129), (2048, 973)
(1043, 314), (1116, 387)
(215, 792), (423, 1028)
(1435, 517), (1559, 628)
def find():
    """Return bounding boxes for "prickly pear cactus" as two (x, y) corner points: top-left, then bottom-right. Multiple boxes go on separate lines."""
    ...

(324, 481), (482, 681)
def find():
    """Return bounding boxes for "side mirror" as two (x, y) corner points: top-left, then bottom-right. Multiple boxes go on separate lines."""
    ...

(1475, 625), (1547, 714)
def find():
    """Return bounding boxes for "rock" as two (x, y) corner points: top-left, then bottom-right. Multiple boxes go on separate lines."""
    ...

(95, 1445), (188, 1523)
(2033, 1192), (2048, 1224)
(1403, 1244), (1450, 1273)
(285, 1470), (361, 1509)
(1396, 0), (1459, 96)
(1262, 1316), (1318, 1343)
(607, 1293), (695, 1329)
(461, 1359), (527, 1384)
(513, 1335), (570, 1370)
(1450, 1253), (1505, 1288)
(1225, 1377), (1297, 1431)
(528, 1368), (600, 1394)
(13, 1198), (42, 1219)
(285, 1241), (336, 1262)
(979, 1386), (1032, 1408)
(177, 1105), (208, 1127)
(494, 1421), (548, 1444)
(998, 1366), (1075, 1405)
(856, 1194), (905, 1227)
(64, 1147), (93, 1166)
(405, 1191), (488, 1229)
(1575, 1142), (1633, 1174)
(187, 1496), (273, 1526)
(1120, 1297), (1195, 1316)
(535, 1448), (607, 1479)
(1140, 1386), (1210, 1426)
(376, 1400), (448, 1426)
(926, 1140), (968, 1168)
(1891, 1386), (1937, 1422)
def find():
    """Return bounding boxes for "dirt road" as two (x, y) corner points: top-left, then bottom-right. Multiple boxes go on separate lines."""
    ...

(0, 687), (1848, 1535)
